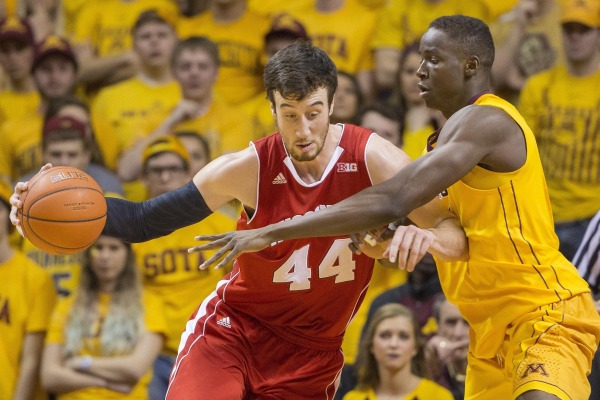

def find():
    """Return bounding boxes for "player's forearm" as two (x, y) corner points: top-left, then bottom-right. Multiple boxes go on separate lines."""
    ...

(263, 179), (410, 242)
(103, 181), (213, 242)
(427, 217), (469, 261)
(261, 157), (443, 243)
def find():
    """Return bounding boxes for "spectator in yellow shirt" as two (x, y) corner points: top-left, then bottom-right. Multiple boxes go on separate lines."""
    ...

(0, 180), (57, 400)
(0, 16), (40, 129)
(117, 36), (253, 183)
(42, 234), (167, 399)
(0, 34), (78, 183)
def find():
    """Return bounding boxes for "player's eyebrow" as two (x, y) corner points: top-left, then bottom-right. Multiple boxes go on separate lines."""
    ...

(280, 100), (325, 109)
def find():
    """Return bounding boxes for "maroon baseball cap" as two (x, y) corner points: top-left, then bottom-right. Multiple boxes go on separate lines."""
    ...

(0, 16), (34, 46)
(32, 35), (78, 72)
(43, 115), (87, 139)
(265, 13), (309, 42)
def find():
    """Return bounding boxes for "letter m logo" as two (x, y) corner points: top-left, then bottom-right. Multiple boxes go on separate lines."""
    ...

(521, 363), (549, 378)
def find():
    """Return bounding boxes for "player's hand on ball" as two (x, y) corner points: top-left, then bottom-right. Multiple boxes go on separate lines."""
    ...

(9, 163), (53, 237)
(384, 224), (435, 271)
(190, 228), (274, 270)
(349, 228), (389, 259)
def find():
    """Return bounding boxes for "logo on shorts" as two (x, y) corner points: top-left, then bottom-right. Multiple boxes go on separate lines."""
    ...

(216, 317), (231, 329)
(521, 363), (549, 378)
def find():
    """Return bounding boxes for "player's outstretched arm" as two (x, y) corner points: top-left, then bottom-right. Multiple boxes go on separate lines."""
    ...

(190, 107), (507, 270)
(104, 148), (256, 243)
(10, 148), (258, 244)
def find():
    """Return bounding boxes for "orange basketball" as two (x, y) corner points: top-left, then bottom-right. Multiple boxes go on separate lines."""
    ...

(18, 166), (107, 255)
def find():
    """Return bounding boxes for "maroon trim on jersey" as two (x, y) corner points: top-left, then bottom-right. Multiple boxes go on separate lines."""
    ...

(467, 90), (492, 105)
(426, 128), (442, 153)
(426, 91), (492, 153)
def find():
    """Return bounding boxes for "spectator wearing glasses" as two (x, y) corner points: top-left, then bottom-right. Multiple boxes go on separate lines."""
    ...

(135, 135), (236, 400)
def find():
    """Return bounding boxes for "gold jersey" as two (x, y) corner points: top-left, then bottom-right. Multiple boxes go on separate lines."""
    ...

(432, 93), (590, 358)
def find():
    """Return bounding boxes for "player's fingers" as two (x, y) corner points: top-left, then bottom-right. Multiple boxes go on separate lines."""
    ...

(348, 241), (362, 255)
(396, 231), (415, 270)
(213, 249), (239, 270)
(349, 232), (363, 247)
(194, 233), (228, 242)
(405, 237), (427, 272)
(10, 181), (28, 207)
(386, 229), (407, 264)
(190, 235), (232, 252)
(198, 245), (231, 270)
(40, 163), (53, 173)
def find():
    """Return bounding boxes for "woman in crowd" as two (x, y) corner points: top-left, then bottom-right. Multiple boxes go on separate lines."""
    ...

(344, 303), (454, 400)
(331, 70), (364, 124)
(41, 235), (166, 399)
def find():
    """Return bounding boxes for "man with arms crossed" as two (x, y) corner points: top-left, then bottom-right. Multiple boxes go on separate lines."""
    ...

(10, 41), (467, 399)
(192, 16), (600, 400)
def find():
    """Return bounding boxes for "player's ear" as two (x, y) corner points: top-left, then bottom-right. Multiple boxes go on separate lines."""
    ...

(270, 102), (276, 117)
(465, 56), (479, 77)
(329, 99), (335, 116)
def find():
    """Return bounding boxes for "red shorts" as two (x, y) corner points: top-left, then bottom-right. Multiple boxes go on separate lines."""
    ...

(166, 293), (344, 399)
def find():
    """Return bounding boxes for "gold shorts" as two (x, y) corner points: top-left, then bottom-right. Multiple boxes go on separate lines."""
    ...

(465, 293), (600, 400)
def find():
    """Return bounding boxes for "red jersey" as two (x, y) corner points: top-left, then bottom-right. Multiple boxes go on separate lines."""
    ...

(218, 124), (376, 350)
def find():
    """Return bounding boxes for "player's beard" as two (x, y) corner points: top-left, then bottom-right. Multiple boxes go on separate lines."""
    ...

(282, 126), (329, 163)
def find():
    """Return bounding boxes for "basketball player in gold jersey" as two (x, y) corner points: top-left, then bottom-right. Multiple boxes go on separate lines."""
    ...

(192, 15), (600, 400)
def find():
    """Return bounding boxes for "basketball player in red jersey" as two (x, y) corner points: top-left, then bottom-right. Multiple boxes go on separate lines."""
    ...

(10, 41), (468, 399)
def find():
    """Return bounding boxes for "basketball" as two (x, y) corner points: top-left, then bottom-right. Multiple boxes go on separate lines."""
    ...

(18, 166), (107, 255)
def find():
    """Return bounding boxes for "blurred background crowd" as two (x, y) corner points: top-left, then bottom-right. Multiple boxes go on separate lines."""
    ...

(0, 0), (599, 399)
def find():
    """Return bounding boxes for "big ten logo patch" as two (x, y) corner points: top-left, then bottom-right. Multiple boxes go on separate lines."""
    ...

(337, 163), (357, 173)
(142, 248), (207, 279)
(521, 363), (549, 378)
(0, 296), (9, 324)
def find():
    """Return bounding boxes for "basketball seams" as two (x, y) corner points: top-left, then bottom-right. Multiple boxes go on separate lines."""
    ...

(20, 166), (107, 255)
(25, 186), (106, 220)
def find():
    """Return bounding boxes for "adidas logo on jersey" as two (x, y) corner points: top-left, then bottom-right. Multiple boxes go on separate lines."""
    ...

(272, 173), (287, 184)
(216, 317), (231, 329)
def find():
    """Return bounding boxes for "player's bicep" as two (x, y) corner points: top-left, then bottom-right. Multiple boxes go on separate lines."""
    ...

(365, 133), (412, 185)
(408, 197), (453, 229)
(193, 147), (258, 210)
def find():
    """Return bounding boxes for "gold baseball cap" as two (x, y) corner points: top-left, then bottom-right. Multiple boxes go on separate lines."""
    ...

(561, 0), (600, 28)
(142, 136), (190, 167)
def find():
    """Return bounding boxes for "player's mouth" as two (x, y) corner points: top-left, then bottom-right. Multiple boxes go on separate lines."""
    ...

(418, 83), (430, 96)
(297, 143), (313, 152)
